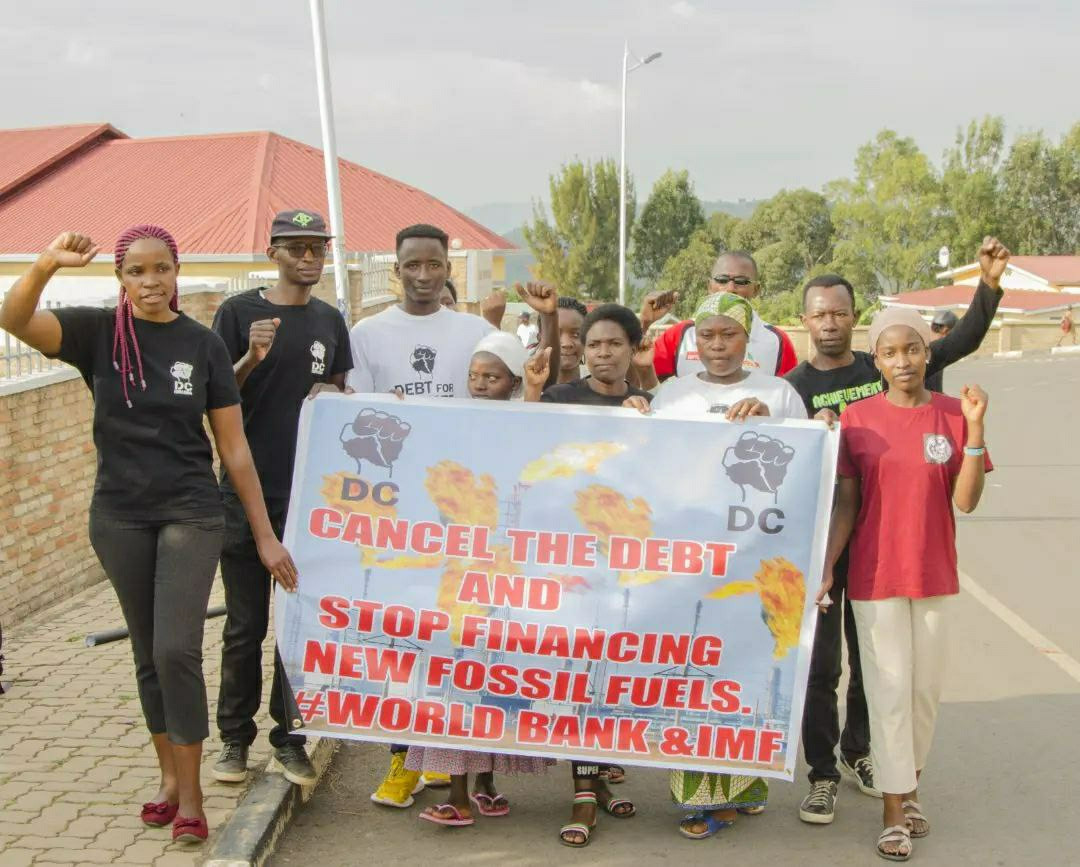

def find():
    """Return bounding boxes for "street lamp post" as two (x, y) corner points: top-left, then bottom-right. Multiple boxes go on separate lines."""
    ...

(309, 0), (351, 321)
(618, 43), (662, 307)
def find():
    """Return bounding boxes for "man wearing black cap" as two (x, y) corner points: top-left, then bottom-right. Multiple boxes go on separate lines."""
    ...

(210, 209), (353, 785)
(927, 311), (959, 391)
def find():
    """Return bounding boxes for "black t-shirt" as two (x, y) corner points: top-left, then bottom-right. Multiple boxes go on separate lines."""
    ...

(540, 377), (654, 407)
(51, 307), (240, 520)
(212, 289), (352, 498)
(785, 279), (1004, 415)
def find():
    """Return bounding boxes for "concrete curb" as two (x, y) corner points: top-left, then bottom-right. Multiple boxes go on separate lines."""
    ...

(203, 736), (338, 867)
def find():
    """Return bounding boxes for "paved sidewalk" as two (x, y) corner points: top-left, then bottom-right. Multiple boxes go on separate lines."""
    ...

(0, 579), (276, 866)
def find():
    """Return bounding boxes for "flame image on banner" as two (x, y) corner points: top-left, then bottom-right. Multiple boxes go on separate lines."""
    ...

(519, 442), (626, 484)
(707, 557), (806, 659)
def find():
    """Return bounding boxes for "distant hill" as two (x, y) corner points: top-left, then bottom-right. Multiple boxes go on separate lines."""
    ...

(702, 199), (762, 219)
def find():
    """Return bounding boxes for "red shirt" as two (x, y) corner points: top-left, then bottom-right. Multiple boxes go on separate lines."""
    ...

(837, 392), (992, 601)
(652, 316), (798, 379)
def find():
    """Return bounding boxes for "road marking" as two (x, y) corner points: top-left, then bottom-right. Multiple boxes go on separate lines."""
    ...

(961, 570), (1080, 684)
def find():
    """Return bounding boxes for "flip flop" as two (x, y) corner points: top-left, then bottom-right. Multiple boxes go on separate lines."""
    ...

(877, 824), (912, 861)
(738, 805), (766, 815)
(599, 765), (627, 784)
(469, 792), (510, 817)
(602, 796), (636, 818)
(678, 812), (733, 840)
(901, 800), (929, 838)
(419, 804), (474, 827)
(559, 791), (598, 848)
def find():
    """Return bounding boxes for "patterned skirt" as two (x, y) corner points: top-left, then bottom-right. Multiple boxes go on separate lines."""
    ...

(405, 746), (555, 776)
(670, 770), (769, 812)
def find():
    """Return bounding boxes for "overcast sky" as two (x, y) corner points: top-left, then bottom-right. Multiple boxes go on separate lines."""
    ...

(4, 0), (1077, 220)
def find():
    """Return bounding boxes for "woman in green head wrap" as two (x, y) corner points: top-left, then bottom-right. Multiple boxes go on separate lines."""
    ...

(627, 293), (807, 421)
(624, 292), (807, 839)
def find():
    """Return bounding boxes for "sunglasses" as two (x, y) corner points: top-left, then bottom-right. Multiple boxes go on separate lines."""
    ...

(711, 275), (755, 286)
(273, 241), (330, 259)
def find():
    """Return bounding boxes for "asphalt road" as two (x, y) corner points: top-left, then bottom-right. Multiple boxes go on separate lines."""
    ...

(272, 355), (1080, 867)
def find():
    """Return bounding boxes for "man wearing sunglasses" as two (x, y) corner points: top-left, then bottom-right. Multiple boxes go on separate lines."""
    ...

(648, 250), (798, 380)
(209, 210), (353, 787)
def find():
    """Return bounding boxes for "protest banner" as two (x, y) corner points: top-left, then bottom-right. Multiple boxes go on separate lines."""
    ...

(276, 393), (838, 780)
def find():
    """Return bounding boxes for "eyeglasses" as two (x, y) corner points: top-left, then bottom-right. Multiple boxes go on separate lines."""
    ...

(712, 275), (755, 287)
(273, 241), (330, 259)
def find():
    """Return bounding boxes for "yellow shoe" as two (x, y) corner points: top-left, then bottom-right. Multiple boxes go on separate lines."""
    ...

(420, 771), (451, 788)
(370, 752), (424, 808)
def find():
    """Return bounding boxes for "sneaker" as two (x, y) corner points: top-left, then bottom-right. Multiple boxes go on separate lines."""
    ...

(370, 751), (424, 808)
(274, 743), (318, 786)
(420, 771), (451, 788)
(799, 780), (838, 824)
(212, 742), (249, 784)
(840, 754), (882, 798)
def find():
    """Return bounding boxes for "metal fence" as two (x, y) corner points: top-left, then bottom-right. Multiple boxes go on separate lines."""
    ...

(1, 301), (74, 381)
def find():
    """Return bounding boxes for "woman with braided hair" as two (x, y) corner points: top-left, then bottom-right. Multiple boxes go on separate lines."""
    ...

(0, 227), (298, 844)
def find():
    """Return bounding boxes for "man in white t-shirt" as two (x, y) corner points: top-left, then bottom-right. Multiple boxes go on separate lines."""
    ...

(517, 312), (539, 347)
(348, 225), (497, 399)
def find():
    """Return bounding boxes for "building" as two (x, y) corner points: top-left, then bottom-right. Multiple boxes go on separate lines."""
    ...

(882, 255), (1080, 322)
(0, 122), (514, 313)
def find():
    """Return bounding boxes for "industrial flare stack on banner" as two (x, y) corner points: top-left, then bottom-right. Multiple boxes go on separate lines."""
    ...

(277, 394), (839, 781)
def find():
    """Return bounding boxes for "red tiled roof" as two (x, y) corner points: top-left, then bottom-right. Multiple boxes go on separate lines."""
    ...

(1008, 256), (1080, 286)
(0, 126), (512, 256)
(0, 123), (126, 197)
(884, 284), (1078, 314)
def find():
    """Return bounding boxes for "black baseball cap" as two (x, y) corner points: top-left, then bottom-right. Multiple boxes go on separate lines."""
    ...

(931, 310), (959, 329)
(270, 209), (333, 240)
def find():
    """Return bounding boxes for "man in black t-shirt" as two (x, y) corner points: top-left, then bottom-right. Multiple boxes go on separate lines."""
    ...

(786, 237), (1008, 826)
(210, 210), (352, 786)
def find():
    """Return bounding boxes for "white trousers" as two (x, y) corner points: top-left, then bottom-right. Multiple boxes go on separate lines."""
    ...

(851, 596), (951, 795)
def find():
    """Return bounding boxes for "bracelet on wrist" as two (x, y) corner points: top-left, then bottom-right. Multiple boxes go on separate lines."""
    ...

(963, 445), (986, 457)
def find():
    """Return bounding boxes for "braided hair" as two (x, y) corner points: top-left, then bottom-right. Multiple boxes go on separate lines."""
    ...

(112, 225), (180, 408)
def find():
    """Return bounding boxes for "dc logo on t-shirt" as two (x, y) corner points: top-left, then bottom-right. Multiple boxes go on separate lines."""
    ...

(310, 340), (327, 375)
(170, 361), (194, 396)
(410, 345), (437, 375)
(923, 434), (953, 465)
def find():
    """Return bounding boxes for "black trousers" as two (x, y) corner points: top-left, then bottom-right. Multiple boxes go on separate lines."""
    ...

(801, 552), (870, 783)
(89, 511), (223, 745)
(216, 493), (304, 749)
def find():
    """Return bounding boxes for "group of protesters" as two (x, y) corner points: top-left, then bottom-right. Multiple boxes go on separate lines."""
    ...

(0, 210), (1004, 860)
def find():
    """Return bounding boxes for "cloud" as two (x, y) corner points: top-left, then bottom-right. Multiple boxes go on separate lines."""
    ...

(670, 1), (696, 18)
(64, 39), (97, 65)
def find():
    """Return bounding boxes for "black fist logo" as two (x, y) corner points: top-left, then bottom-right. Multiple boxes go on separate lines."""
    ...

(411, 345), (436, 375)
(722, 432), (795, 502)
(340, 408), (411, 476)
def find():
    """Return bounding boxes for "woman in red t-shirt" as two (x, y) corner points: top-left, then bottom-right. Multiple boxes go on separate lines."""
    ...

(817, 307), (991, 862)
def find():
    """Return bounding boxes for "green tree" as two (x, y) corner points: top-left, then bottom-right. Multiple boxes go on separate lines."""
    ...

(630, 170), (706, 284)
(523, 159), (633, 301)
(1001, 124), (1080, 254)
(827, 130), (945, 295)
(730, 188), (834, 294)
(655, 228), (718, 318)
(704, 211), (742, 252)
(941, 116), (1005, 264)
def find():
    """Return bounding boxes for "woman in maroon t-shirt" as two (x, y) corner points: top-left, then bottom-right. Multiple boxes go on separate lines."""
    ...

(817, 307), (991, 862)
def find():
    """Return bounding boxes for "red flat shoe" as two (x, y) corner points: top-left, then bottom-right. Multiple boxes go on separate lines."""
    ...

(141, 800), (179, 826)
(172, 815), (209, 843)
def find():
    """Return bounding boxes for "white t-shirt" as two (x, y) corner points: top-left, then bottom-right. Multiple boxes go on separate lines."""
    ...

(347, 306), (495, 398)
(517, 322), (539, 347)
(651, 369), (808, 420)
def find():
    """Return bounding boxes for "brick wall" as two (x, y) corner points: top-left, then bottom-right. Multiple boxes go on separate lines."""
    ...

(0, 372), (101, 624)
